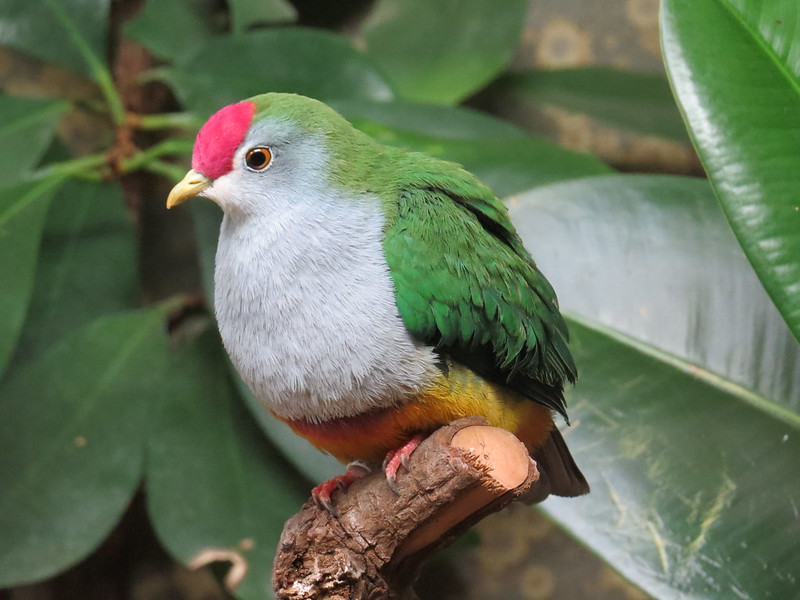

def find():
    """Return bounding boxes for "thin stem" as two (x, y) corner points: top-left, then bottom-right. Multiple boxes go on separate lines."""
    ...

(144, 160), (188, 183)
(137, 112), (201, 131)
(33, 153), (108, 181)
(119, 139), (193, 173)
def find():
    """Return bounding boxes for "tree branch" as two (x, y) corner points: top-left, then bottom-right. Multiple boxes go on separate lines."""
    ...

(273, 417), (541, 599)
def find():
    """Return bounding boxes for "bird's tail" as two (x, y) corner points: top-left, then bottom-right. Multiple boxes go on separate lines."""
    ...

(525, 427), (590, 504)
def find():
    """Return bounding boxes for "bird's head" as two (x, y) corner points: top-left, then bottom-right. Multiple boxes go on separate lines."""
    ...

(166, 93), (378, 218)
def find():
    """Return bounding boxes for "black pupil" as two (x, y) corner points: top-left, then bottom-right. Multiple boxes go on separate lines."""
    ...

(248, 150), (267, 169)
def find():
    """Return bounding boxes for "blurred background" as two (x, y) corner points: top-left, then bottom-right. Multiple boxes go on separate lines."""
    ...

(1, 0), (797, 599)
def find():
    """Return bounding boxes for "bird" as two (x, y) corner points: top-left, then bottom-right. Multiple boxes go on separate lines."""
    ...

(166, 93), (589, 510)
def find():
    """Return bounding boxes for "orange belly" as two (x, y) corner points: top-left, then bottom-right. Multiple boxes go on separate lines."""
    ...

(277, 363), (555, 463)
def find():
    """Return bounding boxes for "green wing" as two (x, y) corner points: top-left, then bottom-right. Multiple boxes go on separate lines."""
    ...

(382, 152), (576, 419)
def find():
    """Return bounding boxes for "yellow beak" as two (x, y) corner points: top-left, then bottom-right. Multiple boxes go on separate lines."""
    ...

(166, 169), (211, 209)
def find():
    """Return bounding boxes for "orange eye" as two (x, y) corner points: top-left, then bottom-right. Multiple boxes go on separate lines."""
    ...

(245, 147), (272, 171)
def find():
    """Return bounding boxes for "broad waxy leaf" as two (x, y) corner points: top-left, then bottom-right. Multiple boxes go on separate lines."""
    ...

(0, 96), (70, 183)
(124, 0), (216, 62)
(10, 180), (137, 366)
(0, 0), (109, 79)
(359, 0), (528, 104)
(147, 328), (307, 600)
(0, 179), (62, 377)
(0, 308), (171, 586)
(661, 0), (800, 341)
(510, 175), (800, 412)
(494, 67), (689, 141)
(549, 320), (799, 600)
(507, 175), (800, 600)
(0, 96), (68, 375)
(228, 0), (296, 31)
(165, 28), (394, 117)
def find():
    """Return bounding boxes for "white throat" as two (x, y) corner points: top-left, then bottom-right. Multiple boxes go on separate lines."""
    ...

(213, 187), (439, 423)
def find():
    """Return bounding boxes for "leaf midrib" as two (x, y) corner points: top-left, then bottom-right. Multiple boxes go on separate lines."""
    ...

(0, 312), (159, 513)
(566, 311), (800, 429)
(716, 0), (800, 97)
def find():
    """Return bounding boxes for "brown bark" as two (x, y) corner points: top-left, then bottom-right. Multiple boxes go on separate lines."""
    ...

(273, 417), (541, 599)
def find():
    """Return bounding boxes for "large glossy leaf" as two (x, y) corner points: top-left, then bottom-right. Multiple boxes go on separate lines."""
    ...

(165, 29), (394, 117)
(661, 0), (800, 341)
(0, 0), (109, 78)
(147, 328), (307, 600)
(359, 0), (528, 104)
(10, 180), (137, 366)
(493, 68), (689, 141)
(509, 175), (800, 412)
(0, 96), (70, 183)
(547, 320), (799, 600)
(0, 308), (170, 586)
(124, 0), (216, 62)
(0, 178), (62, 377)
(506, 175), (800, 599)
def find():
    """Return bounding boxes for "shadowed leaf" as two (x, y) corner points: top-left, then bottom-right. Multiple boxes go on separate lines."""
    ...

(0, 0), (109, 78)
(10, 179), (137, 366)
(165, 28), (394, 117)
(0, 308), (171, 586)
(360, 0), (528, 104)
(147, 327), (307, 600)
(493, 67), (689, 141)
(0, 179), (62, 377)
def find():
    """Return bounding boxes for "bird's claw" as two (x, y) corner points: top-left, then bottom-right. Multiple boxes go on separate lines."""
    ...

(313, 488), (339, 518)
(382, 434), (426, 495)
(310, 461), (370, 516)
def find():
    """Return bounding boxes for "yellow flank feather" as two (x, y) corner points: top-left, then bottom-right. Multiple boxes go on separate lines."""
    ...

(280, 361), (555, 463)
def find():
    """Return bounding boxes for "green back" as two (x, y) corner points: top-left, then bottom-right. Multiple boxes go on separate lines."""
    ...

(379, 149), (577, 419)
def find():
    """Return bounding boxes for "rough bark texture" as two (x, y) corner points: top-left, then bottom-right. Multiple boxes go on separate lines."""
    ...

(273, 417), (541, 600)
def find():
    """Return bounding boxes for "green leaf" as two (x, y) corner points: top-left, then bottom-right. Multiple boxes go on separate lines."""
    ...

(510, 175), (800, 412)
(0, 178), (62, 377)
(332, 99), (528, 140)
(0, 0), (109, 78)
(506, 175), (800, 599)
(228, 0), (296, 31)
(124, 0), (216, 62)
(493, 67), (689, 141)
(661, 0), (800, 340)
(353, 122), (612, 197)
(360, 0), (528, 104)
(147, 328), (307, 600)
(0, 95), (70, 183)
(548, 320), (800, 600)
(0, 308), (170, 587)
(165, 29), (394, 117)
(10, 180), (137, 366)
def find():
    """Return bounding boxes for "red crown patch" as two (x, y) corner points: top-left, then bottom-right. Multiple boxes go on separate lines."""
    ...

(192, 101), (256, 179)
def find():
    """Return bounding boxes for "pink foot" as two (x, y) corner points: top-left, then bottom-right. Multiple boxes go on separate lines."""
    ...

(312, 461), (370, 516)
(383, 434), (426, 494)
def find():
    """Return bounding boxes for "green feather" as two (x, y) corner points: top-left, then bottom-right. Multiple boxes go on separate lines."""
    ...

(380, 148), (577, 419)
